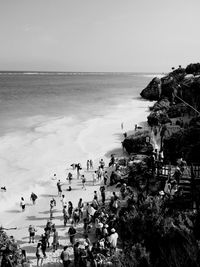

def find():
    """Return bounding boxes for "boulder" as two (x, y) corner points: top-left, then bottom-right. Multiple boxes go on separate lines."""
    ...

(185, 63), (200, 74)
(147, 110), (171, 126)
(151, 98), (171, 112)
(122, 131), (153, 155)
(140, 77), (160, 100)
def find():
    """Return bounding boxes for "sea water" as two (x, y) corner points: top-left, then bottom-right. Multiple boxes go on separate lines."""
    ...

(0, 72), (156, 211)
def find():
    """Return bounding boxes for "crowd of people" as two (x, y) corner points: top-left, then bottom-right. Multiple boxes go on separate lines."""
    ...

(15, 156), (122, 267)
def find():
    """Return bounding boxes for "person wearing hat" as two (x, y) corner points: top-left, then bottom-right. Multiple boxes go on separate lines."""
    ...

(109, 228), (118, 255)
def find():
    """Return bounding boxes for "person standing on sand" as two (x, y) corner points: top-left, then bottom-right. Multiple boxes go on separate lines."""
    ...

(78, 198), (84, 220)
(103, 171), (109, 186)
(81, 175), (86, 190)
(67, 172), (73, 185)
(68, 223), (76, 245)
(36, 242), (44, 266)
(30, 192), (38, 205)
(86, 160), (90, 171)
(89, 159), (93, 169)
(28, 224), (36, 243)
(76, 163), (82, 179)
(20, 197), (26, 212)
(52, 228), (59, 252)
(57, 180), (62, 197)
(60, 245), (71, 267)
(92, 171), (97, 185)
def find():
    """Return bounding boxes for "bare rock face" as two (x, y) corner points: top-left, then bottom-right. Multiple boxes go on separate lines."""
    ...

(163, 118), (200, 164)
(147, 109), (171, 126)
(122, 131), (153, 155)
(140, 77), (160, 100)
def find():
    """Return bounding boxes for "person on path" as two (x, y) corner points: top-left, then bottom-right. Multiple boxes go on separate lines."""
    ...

(30, 192), (38, 205)
(68, 224), (76, 245)
(60, 246), (71, 267)
(81, 175), (86, 190)
(28, 225), (36, 243)
(36, 242), (44, 266)
(57, 180), (62, 197)
(20, 197), (26, 212)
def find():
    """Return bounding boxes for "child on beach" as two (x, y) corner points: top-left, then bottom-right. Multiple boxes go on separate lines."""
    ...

(20, 197), (26, 212)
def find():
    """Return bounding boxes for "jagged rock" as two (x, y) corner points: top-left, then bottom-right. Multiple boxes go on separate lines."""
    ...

(151, 98), (171, 112)
(167, 103), (187, 118)
(140, 77), (160, 100)
(163, 125), (200, 164)
(147, 110), (171, 126)
(122, 131), (153, 155)
(185, 63), (200, 74)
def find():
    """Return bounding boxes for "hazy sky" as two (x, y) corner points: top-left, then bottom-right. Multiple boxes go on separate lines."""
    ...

(0, 0), (200, 72)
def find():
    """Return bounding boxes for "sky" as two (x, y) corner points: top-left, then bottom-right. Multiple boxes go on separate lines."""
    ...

(0, 0), (200, 72)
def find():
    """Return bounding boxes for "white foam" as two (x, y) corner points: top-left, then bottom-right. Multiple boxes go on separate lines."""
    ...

(0, 98), (152, 212)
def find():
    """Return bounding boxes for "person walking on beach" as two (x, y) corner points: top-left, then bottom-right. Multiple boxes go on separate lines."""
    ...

(78, 198), (84, 220)
(89, 159), (93, 169)
(30, 192), (38, 205)
(20, 197), (26, 212)
(63, 205), (68, 227)
(100, 186), (106, 205)
(81, 175), (86, 190)
(76, 163), (82, 179)
(92, 171), (97, 185)
(52, 228), (59, 252)
(60, 246), (71, 267)
(86, 160), (90, 171)
(57, 180), (62, 197)
(50, 198), (56, 219)
(28, 224), (36, 243)
(68, 223), (76, 245)
(36, 242), (44, 266)
(67, 172), (73, 185)
(61, 194), (67, 208)
(103, 171), (109, 186)
(68, 201), (73, 219)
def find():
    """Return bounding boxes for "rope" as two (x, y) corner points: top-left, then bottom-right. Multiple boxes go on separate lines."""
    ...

(175, 95), (200, 116)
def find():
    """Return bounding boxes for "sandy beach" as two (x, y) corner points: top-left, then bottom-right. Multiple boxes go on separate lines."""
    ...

(1, 164), (120, 266)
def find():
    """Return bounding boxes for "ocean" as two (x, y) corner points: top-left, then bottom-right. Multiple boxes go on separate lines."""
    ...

(0, 72), (155, 212)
